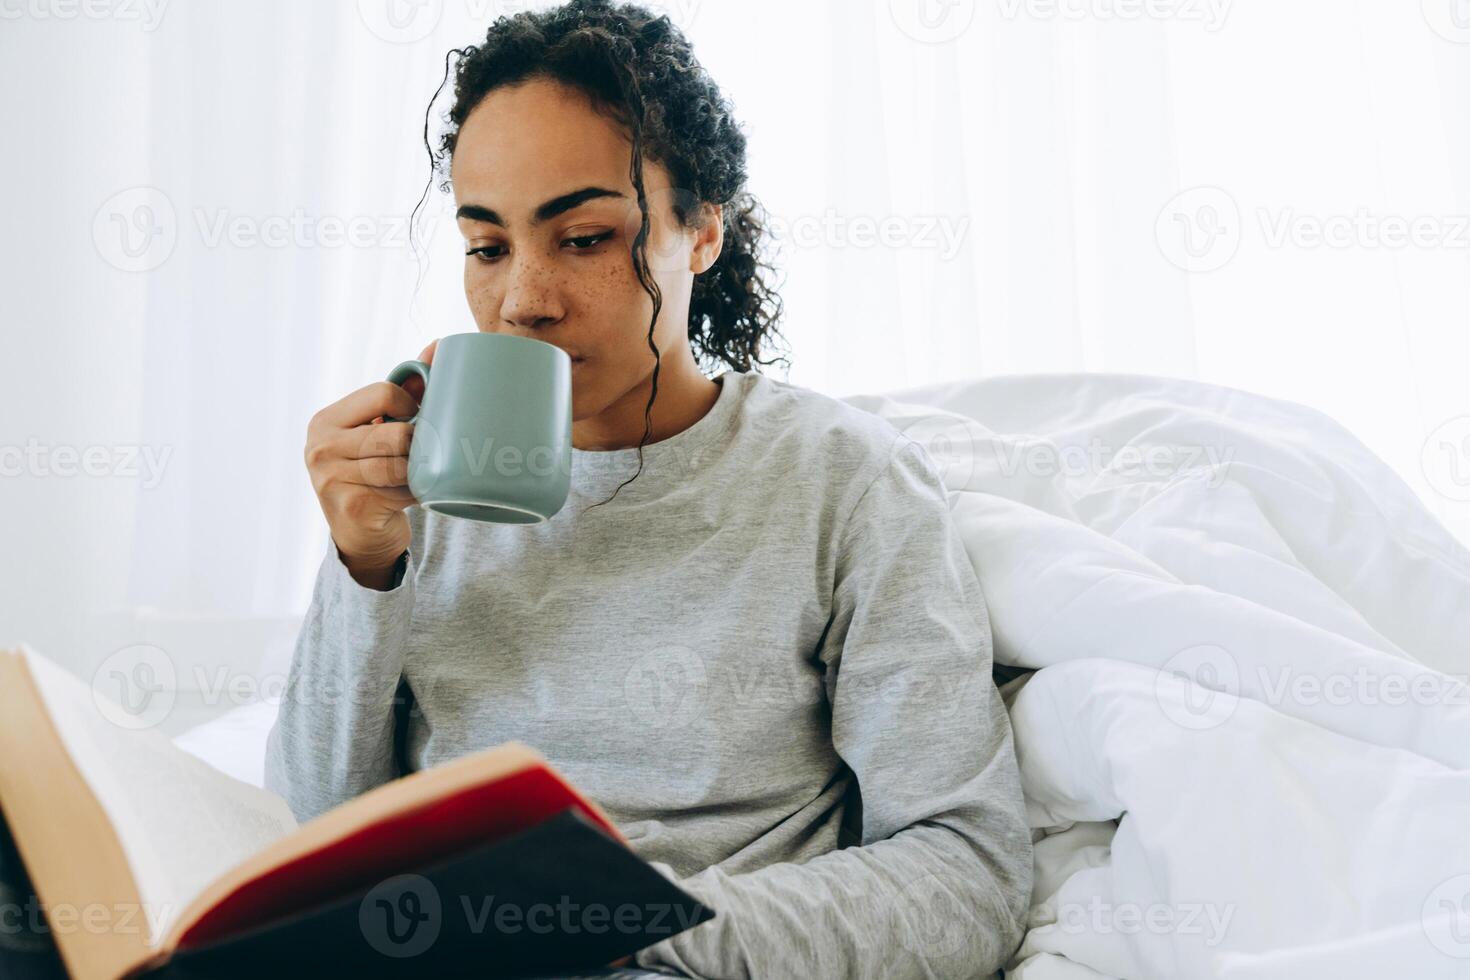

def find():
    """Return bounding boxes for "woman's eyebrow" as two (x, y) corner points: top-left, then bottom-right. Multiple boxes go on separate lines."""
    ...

(456, 186), (626, 227)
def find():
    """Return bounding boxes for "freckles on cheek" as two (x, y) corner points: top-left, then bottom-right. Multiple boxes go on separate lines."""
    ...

(465, 277), (497, 322)
(604, 259), (648, 307)
(608, 268), (651, 341)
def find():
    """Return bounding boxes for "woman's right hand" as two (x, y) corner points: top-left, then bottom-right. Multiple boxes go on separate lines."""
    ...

(305, 339), (438, 587)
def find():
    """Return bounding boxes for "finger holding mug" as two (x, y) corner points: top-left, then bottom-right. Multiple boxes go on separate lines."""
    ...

(304, 340), (443, 590)
(373, 338), (438, 424)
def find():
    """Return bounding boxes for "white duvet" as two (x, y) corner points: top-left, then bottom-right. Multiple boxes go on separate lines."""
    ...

(177, 373), (1470, 979)
(844, 374), (1470, 980)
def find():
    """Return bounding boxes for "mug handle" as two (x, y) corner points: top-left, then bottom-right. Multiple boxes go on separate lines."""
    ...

(383, 359), (431, 424)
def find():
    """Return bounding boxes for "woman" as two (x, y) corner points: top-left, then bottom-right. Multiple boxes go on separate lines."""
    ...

(265, 2), (1032, 976)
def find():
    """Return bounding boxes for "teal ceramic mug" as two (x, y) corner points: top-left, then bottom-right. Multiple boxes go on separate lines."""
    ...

(384, 332), (573, 524)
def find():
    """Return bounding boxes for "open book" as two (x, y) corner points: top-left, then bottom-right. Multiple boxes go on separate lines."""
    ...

(0, 644), (713, 980)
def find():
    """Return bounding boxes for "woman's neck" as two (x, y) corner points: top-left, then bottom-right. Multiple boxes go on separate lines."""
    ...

(572, 359), (722, 452)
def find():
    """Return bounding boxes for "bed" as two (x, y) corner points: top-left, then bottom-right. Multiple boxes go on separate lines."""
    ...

(176, 372), (1470, 979)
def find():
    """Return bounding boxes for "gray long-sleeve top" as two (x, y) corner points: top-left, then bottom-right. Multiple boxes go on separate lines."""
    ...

(264, 368), (1033, 978)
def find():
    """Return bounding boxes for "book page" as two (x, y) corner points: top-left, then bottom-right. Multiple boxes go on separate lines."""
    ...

(21, 650), (297, 946)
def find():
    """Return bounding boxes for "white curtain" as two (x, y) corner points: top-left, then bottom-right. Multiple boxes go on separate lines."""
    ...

(2, 0), (1467, 689)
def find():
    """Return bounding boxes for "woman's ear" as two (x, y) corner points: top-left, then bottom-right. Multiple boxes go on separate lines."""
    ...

(690, 202), (724, 274)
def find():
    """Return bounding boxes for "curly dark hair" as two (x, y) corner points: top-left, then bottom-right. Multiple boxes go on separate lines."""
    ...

(411, 0), (789, 508)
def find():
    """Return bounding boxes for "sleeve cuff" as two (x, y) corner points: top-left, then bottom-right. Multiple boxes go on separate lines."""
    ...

(326, 539), (413, 598)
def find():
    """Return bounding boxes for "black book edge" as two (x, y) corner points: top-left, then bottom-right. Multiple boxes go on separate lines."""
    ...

(0, 803), (68, 979)
(140, 805), (715, 979)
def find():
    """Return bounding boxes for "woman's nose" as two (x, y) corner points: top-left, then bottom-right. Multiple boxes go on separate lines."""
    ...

(499, 254), (565, 329)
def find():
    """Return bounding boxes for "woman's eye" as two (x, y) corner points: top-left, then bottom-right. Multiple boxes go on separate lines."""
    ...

(465, 245), (504, 263)
(563, 231), (614, 251)
(465, 232), (612, 263)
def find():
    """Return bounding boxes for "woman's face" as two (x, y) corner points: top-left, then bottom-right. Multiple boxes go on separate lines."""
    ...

(451, 76), (721, 420)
